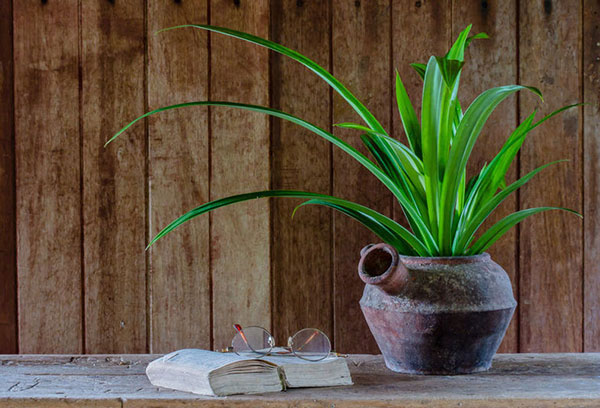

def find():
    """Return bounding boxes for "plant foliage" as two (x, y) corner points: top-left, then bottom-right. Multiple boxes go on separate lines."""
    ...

(107, 24), (581, 257)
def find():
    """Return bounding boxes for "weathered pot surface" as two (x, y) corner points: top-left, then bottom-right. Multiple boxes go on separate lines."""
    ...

(358, 243), (516, 375)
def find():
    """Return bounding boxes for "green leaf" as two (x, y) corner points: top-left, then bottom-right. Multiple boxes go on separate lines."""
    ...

(446, 24), (472, 61)
(395, 70), (422, 157)
(410, 26), (486, 84)
(147, 189), (429, 256)
(334, 122), (378, 133)
(461, 111), (537, 224)
(359, 134), (404, 185)
(410, 63), (427, 80)
(452, 99), (463, 132)
(437, 69), (460, 177)
(108, 100), (439, 253)
(467, 206), (582, 255)
(454, 160), (565, 254)
(421, 56), (444, 237)
(438, 85), (542, 254)
(434, 57), (465, 88)
(463, 103), (579, 221)
(359, 133), (430, 237)
(157, 24), (386, 134)
(529, 103), (582, 131)
(465, 32), (489, 47)
(294, 198), (429, 256)
(334, 122), (425, 195)
(297, 201), (415, 255)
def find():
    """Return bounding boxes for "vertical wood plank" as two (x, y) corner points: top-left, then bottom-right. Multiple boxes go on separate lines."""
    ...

(210, 0), (270, 349)
(332, 0), (392, 353)
(82, 0), (146, 353)
(393, 0), (450, 164)
(583, 0), (600, 352)
(0, 0), (16, 353)
(519, 0), (583, 352)
(452, 0), (519, 353)
(270, 1), (332, 342)
(147, 1), (211, 353)
(14, 0), (82, 353)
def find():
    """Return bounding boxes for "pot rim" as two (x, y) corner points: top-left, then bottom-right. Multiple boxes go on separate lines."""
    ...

(399, 252), (490, 265)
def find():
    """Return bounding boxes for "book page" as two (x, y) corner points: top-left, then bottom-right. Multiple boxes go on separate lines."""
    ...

(260, 351), (353, 388)
(160, 349), (249, 371)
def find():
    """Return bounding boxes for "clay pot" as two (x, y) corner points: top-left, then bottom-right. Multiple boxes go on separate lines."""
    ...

(358, 243), (516, 375)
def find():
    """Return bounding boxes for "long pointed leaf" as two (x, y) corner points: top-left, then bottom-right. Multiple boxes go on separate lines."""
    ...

(421, 56), (444, 236)
(147, 189), (430, 256)
(446, 24), (472, 61)
(395, 70), (422, 157)
(467, 207), (581, 255)
(108, 101), (438, 252)
(336, 123), (428, 230)
(294, 199), (429, 256)
(454, 160), (565, 254)
(410, 63), (426, 80)
(158, 24), (386, 133)
(299, 201), (416, 255)
(438, 85), (542, 254)
(359, 133), (430, 236)
(460, 111), (537, 226)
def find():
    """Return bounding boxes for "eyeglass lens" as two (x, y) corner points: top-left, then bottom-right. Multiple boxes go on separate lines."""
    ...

(231, 326), (274, 357)
(289, 328), (331, 361)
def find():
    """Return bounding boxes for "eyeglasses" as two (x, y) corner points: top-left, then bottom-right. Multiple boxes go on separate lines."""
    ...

(228, 324), (332, 362)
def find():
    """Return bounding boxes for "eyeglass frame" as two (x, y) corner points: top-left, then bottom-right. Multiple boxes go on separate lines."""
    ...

(227, 323), (333, 362)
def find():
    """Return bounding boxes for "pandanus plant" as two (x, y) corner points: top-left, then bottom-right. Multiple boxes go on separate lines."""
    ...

(107, 24), (580, 257)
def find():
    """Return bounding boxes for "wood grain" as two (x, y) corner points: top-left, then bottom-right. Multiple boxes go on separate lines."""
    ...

(583, 0), (600, 352)
(210, 0), (271, 350)
(81, 0), (146, 353)
(452, 0), (519, 353)
(332, 0), (392, 354)
(1, 353), (600, 407)
(391, 0), (450, 230)
(270, 1), (332, 346)
(518, 0), (583, 352)
(1, 0), (597, 355)
(147, 1), (211, 353)
(0, 0), (16, 353)
(14, 0), (82, 353)
(392, 0), (450, 168)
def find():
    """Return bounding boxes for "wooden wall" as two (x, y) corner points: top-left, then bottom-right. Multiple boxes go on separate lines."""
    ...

(0, 0), (596, 354)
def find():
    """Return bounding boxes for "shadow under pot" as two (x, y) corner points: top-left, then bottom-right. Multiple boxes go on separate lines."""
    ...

(357, 243), (516, 375)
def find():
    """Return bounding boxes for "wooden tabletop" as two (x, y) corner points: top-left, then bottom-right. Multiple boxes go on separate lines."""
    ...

(0, 353), (599, 407)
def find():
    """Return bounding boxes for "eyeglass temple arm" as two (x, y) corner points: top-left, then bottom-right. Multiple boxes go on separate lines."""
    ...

(233, 324), (251, 347)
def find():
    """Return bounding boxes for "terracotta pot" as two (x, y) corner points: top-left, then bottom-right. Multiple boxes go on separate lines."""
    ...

(358, 243), (516, 375)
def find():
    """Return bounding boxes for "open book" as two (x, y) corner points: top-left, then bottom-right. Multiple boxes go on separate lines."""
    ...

(146, 349), (352, 397)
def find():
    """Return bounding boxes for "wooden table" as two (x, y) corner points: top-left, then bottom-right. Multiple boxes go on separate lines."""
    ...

(0, 353), (599, 407)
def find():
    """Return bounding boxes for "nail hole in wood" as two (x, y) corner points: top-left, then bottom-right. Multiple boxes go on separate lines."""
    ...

(355, 0), (360, 8)
(480, 0), (489, 16)
(41, 0), (47, 4)
(544, 0), (552, 15)
(297, 0), (303, 7)
(233, 0), (240, 6)
(415, 1), (422, 8)
(174, 0), (182, 3)
(108, 0), (115, 4)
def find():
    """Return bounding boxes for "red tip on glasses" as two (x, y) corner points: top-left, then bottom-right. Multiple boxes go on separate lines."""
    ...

(230, 324), (332, 362)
